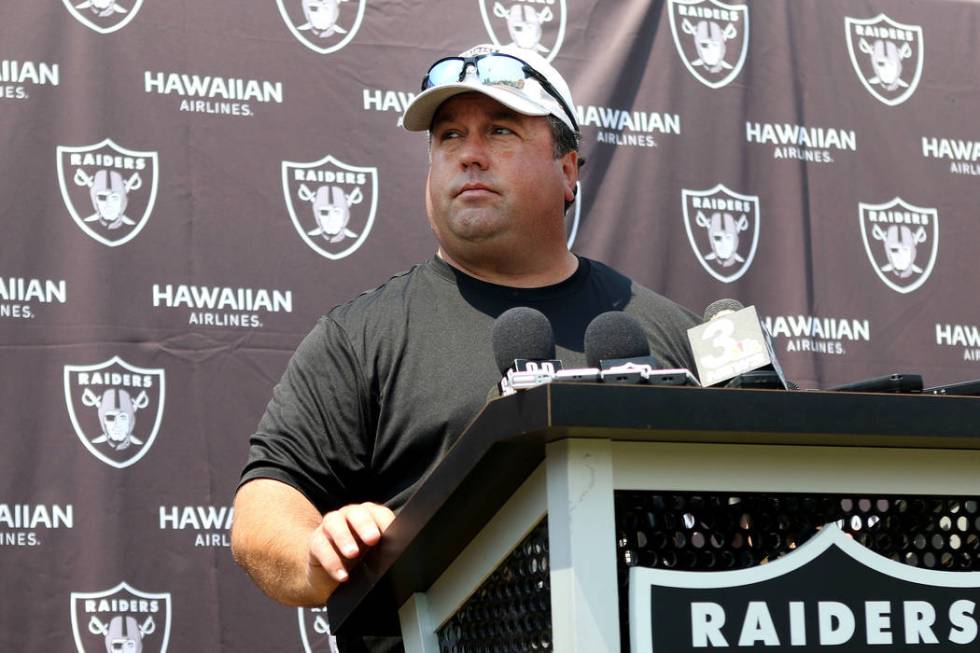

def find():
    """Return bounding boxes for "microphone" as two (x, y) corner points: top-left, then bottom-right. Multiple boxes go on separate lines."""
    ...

(581, 312), (698, 386)
(687, 299), (790, 389)
(492, 307), (562, 395)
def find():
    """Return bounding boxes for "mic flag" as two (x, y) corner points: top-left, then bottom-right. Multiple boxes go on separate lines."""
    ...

(687, 301), (789, 388)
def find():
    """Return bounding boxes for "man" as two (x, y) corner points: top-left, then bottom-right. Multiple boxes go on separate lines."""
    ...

(231, 44), (700, 650)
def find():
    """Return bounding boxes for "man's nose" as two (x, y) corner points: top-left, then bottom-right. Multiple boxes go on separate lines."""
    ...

(456, 133), (491, 170)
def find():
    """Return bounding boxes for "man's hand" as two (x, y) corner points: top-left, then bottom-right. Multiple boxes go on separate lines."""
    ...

(309, 502), (396, 583)
(232, 480), (396, 606)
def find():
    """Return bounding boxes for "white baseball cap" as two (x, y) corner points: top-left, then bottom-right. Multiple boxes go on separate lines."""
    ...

(402, 43), (578, 134)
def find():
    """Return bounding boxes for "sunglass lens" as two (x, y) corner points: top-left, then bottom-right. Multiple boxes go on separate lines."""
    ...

(476, 56), (526, 88)
(425, 59), (465, 89)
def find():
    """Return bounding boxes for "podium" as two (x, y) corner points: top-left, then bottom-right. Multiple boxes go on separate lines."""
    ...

(327, 384), (980, 652)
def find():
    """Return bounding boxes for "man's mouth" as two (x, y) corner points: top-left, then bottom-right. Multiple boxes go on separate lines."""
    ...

(456, 183), (497, 198)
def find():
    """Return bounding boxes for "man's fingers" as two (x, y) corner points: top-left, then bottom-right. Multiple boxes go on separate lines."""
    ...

(309, 502), (397, 583)
(365, 503), (396, 531)
(322, 510), (360, 559)
(344, 504), (385, 546)
(309, 527), (348, 583)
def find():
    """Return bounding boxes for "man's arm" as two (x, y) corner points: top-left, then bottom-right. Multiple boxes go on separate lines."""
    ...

(231, 478), (395, 606)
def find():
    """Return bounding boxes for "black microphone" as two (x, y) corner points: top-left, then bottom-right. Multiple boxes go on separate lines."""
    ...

(687, 299), (791, 389)
(492, 307), (562, 395)
(582, 312), (698, 386)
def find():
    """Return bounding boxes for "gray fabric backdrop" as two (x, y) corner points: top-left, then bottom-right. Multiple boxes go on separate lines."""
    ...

(1, 1), (978, 650)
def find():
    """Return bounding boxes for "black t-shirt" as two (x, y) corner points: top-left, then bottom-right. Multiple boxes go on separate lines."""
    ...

(241, 256), (698, 512)
(239, 256), (699, 652)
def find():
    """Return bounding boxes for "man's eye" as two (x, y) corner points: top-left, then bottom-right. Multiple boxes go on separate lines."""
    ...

(438, 129), (461, 140)
(492, 126), (514, 135)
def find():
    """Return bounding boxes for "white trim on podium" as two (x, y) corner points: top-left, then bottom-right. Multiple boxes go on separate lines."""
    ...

(546, 439), (622, 653)
(613, 443), (980, 495)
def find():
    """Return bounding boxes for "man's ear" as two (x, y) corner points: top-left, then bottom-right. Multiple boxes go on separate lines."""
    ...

(560, 150), (578, 204)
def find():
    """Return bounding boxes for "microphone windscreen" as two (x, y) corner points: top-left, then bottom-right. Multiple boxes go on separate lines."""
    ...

(491, 307), (556, 375)
(584, 312), (651, 369)
(703, 298), (745, 323)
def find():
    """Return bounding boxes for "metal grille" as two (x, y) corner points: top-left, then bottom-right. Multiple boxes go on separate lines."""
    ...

(437, 518), (552, 653)
(615, 492), (980, 652)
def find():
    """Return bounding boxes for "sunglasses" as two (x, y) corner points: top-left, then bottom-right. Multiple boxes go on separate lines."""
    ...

(421, 53), (580, 133)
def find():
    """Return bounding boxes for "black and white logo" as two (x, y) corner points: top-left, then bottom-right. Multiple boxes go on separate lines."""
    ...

(61, 0), (144, 34)
(846, 14), (924, 107)
(282, 155), (378, 260)
(277, 0), (366, 54)
(71, 581), (171, 653)
(64, 356), (165, 469)
(630, 524), (980, 653)
(479, 0), (567, 62)
(57, 138), (159, 247)
(668, 0), (749, 89)
(859, 197), (938, 294)
(299, 607), (340, 653)
(683, 184), (759, 283)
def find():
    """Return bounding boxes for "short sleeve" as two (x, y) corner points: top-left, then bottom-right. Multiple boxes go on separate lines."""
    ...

(239, 316), (373, 513)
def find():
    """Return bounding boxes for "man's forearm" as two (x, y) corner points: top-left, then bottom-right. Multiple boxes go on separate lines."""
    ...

(231, 479), (339, 606)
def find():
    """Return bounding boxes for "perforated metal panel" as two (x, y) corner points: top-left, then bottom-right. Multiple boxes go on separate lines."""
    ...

(615, 493), (980, 651)
(437, 519), (552, 653)
(434, 494), (980, 653)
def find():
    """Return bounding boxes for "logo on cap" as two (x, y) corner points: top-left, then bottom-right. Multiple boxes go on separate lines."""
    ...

(668, 0), (749, 89)
(479, 0), (567, 62)
(64, 356), (165, 469)
(859, 197), (938, 294)
(683, 184), (760, 283)
(61, 0), (144, 34)
(57, 138), (159, 247)
(282, 155), (378, 260)
(277, 0), (366, 54)
(845, 14), (924, 106)
(70, 581), (171, 653)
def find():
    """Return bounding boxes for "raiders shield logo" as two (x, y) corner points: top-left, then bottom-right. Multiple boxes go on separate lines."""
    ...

(846, 14), (924, 107)
(478, 0), (567, 62)
(668, 0), (749, 89)
(282, 155), (378, 261)
(630, 524), (980, 653)
(56, 138), (159, 248)
(61, 0), (144, 34)
(64, 356), (165, 469)
(71, 582), (172, 653)
(299, 607), (341, 653)
(683, 184), (760, 283)
(277, 0), (366, 54)
(566, 181), (582, 249)
(859, 197), (938, 294)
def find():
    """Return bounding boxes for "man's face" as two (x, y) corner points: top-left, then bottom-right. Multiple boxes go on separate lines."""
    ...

(425, 93), (576, 254)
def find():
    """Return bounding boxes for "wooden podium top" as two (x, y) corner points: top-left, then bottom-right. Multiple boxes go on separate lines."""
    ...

(328, 383), (980, 635)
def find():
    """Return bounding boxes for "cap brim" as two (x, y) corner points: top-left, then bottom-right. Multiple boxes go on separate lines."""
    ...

(402, 81), (550, 132)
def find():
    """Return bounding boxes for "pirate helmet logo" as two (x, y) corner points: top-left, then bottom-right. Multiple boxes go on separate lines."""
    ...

(61, 0), (144, 34)
(298, 607), (341, 653)
(70, 582), (171, 653)
(683, 183), (760, 283)
(859, 197), (938, 294)
(64, 356), (165, 469)
(845, 14), (924, 106)
(282, 155), (378, 260)
(668, 0), (749, 89)
(276, 0), (366, 54)
(478, 0), (568, 62)
(57, 138), (159, 247)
